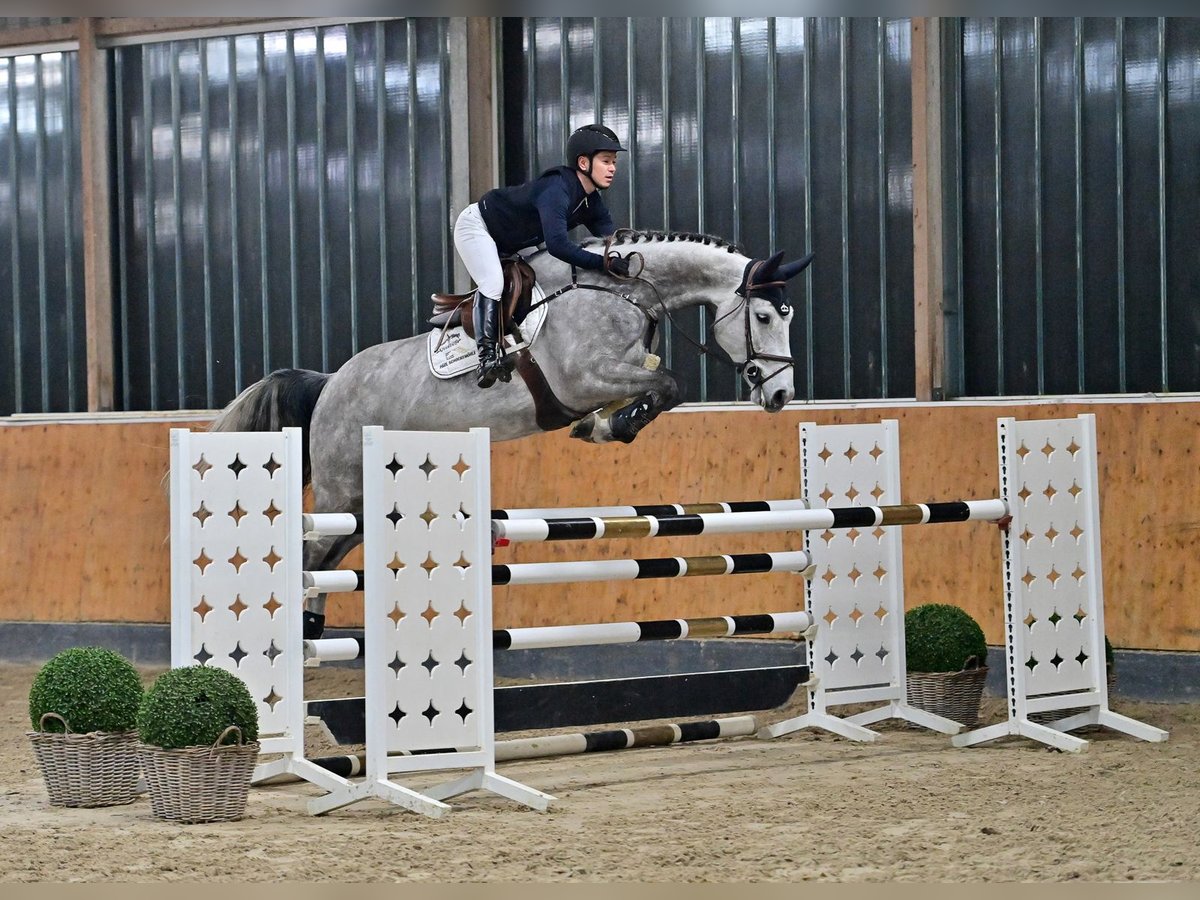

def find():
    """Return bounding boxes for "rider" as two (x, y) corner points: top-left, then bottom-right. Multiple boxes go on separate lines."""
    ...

(452, 123), (631, 388)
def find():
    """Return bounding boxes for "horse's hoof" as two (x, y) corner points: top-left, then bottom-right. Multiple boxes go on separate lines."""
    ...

(570, 416), (596, 440)
(303, 611), (326, 640)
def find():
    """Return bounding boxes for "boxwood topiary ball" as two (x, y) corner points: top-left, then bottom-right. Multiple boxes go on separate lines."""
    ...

(138, 665), (259, 750)
(905, 603), (989, 674)
(29, 646), (144, 734)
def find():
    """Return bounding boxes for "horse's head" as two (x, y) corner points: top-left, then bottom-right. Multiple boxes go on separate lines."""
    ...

(712, 250), (813, 412)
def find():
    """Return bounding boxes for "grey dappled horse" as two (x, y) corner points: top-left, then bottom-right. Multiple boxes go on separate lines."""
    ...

(208, 229), (814, 637)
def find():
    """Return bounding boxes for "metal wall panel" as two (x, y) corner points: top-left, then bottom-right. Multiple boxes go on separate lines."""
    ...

(0, 18), (73, 31)
(113, 20), (453, 411)
(502, 16), (914, 402)
(8, 17), (1193, 415)
(0, 51), (84, 415)
(952, 16), (1200, 396)
(1165, 19), (1200, 391)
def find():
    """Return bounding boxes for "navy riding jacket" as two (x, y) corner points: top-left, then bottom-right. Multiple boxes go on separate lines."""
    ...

(478, 166), (616, 270)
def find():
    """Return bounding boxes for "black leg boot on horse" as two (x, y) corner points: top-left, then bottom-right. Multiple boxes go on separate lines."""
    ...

(608, 395), (657, 443)
(473, 292), (513, 389)
(303, 609), (325, 641)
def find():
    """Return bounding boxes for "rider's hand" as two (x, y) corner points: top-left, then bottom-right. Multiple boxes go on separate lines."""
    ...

(606, 255), (632, 279)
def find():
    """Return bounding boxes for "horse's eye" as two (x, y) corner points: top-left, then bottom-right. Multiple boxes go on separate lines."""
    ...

(755, 312), (771, 325)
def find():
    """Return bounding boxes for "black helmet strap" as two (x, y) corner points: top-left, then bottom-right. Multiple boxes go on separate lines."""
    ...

(575, 152), (607, 191)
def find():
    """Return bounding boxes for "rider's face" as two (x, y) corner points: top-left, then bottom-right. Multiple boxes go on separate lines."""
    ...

(583, 151), (618, 189)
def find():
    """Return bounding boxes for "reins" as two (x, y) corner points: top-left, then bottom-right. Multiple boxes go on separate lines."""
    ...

(527, 228), (773, 374)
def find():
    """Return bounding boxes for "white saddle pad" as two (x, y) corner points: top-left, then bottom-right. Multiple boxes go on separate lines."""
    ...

(427, 287), (548, 380)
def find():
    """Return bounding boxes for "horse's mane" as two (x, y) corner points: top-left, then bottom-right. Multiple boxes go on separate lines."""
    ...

(581, 229), (744, 254)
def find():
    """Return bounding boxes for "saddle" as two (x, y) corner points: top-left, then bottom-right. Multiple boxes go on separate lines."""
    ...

(429, 257), (537, 338)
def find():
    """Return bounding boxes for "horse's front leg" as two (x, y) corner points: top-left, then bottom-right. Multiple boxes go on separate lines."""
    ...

(570, 363), (683, 444)
(573, 393), (665, 444)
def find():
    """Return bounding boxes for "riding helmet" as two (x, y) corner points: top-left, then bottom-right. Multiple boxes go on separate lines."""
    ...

(566, 124), (628, 168)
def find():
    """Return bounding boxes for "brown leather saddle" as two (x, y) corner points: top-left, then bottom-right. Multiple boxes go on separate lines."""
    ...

(429, 257), (537, 339)
(428, 256), (581, 431)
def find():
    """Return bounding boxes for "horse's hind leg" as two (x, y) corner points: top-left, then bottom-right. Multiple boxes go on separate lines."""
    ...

(301, 532), (363, 639)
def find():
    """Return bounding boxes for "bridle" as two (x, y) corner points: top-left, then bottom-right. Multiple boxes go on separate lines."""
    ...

(528, 231), (795, 393)
(725, 257), (796, 392)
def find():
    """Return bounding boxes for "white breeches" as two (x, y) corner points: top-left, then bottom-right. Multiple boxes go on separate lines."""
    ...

(453, 203), (505, 298)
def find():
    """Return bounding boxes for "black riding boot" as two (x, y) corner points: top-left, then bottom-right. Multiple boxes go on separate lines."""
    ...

(473, 292), (511, 388)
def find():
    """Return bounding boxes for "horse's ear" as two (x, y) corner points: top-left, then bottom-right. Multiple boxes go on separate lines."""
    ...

(778, 252), (815, 282)
(755, 250), (785, 283)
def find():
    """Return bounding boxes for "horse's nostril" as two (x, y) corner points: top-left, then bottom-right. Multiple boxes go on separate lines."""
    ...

(771, 389), (788, 408)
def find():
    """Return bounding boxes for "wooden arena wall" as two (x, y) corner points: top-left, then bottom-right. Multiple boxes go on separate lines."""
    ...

(2, 400), (1197, 652)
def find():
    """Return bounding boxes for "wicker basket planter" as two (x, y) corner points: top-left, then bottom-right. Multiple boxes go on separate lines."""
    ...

(27, 713), (141, 808)
(906, 661), (989, 728)
(138, 726), (259, 824)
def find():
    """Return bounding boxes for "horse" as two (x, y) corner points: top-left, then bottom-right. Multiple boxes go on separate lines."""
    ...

(208, 228), (814, 637)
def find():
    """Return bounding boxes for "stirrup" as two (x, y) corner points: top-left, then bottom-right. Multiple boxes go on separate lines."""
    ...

(477, 366), (511, 389)
(476, 352), (511, 389)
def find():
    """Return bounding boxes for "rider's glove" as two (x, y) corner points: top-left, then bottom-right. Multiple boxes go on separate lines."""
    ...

(606, 255), (632, 279)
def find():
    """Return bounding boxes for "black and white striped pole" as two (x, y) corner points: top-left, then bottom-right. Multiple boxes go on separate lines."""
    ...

(492, 500), (1008, 543)
(303, 610), (816, 663)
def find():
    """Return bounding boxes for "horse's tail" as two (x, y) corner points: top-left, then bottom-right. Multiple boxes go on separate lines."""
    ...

(209, 368), (330, 484)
